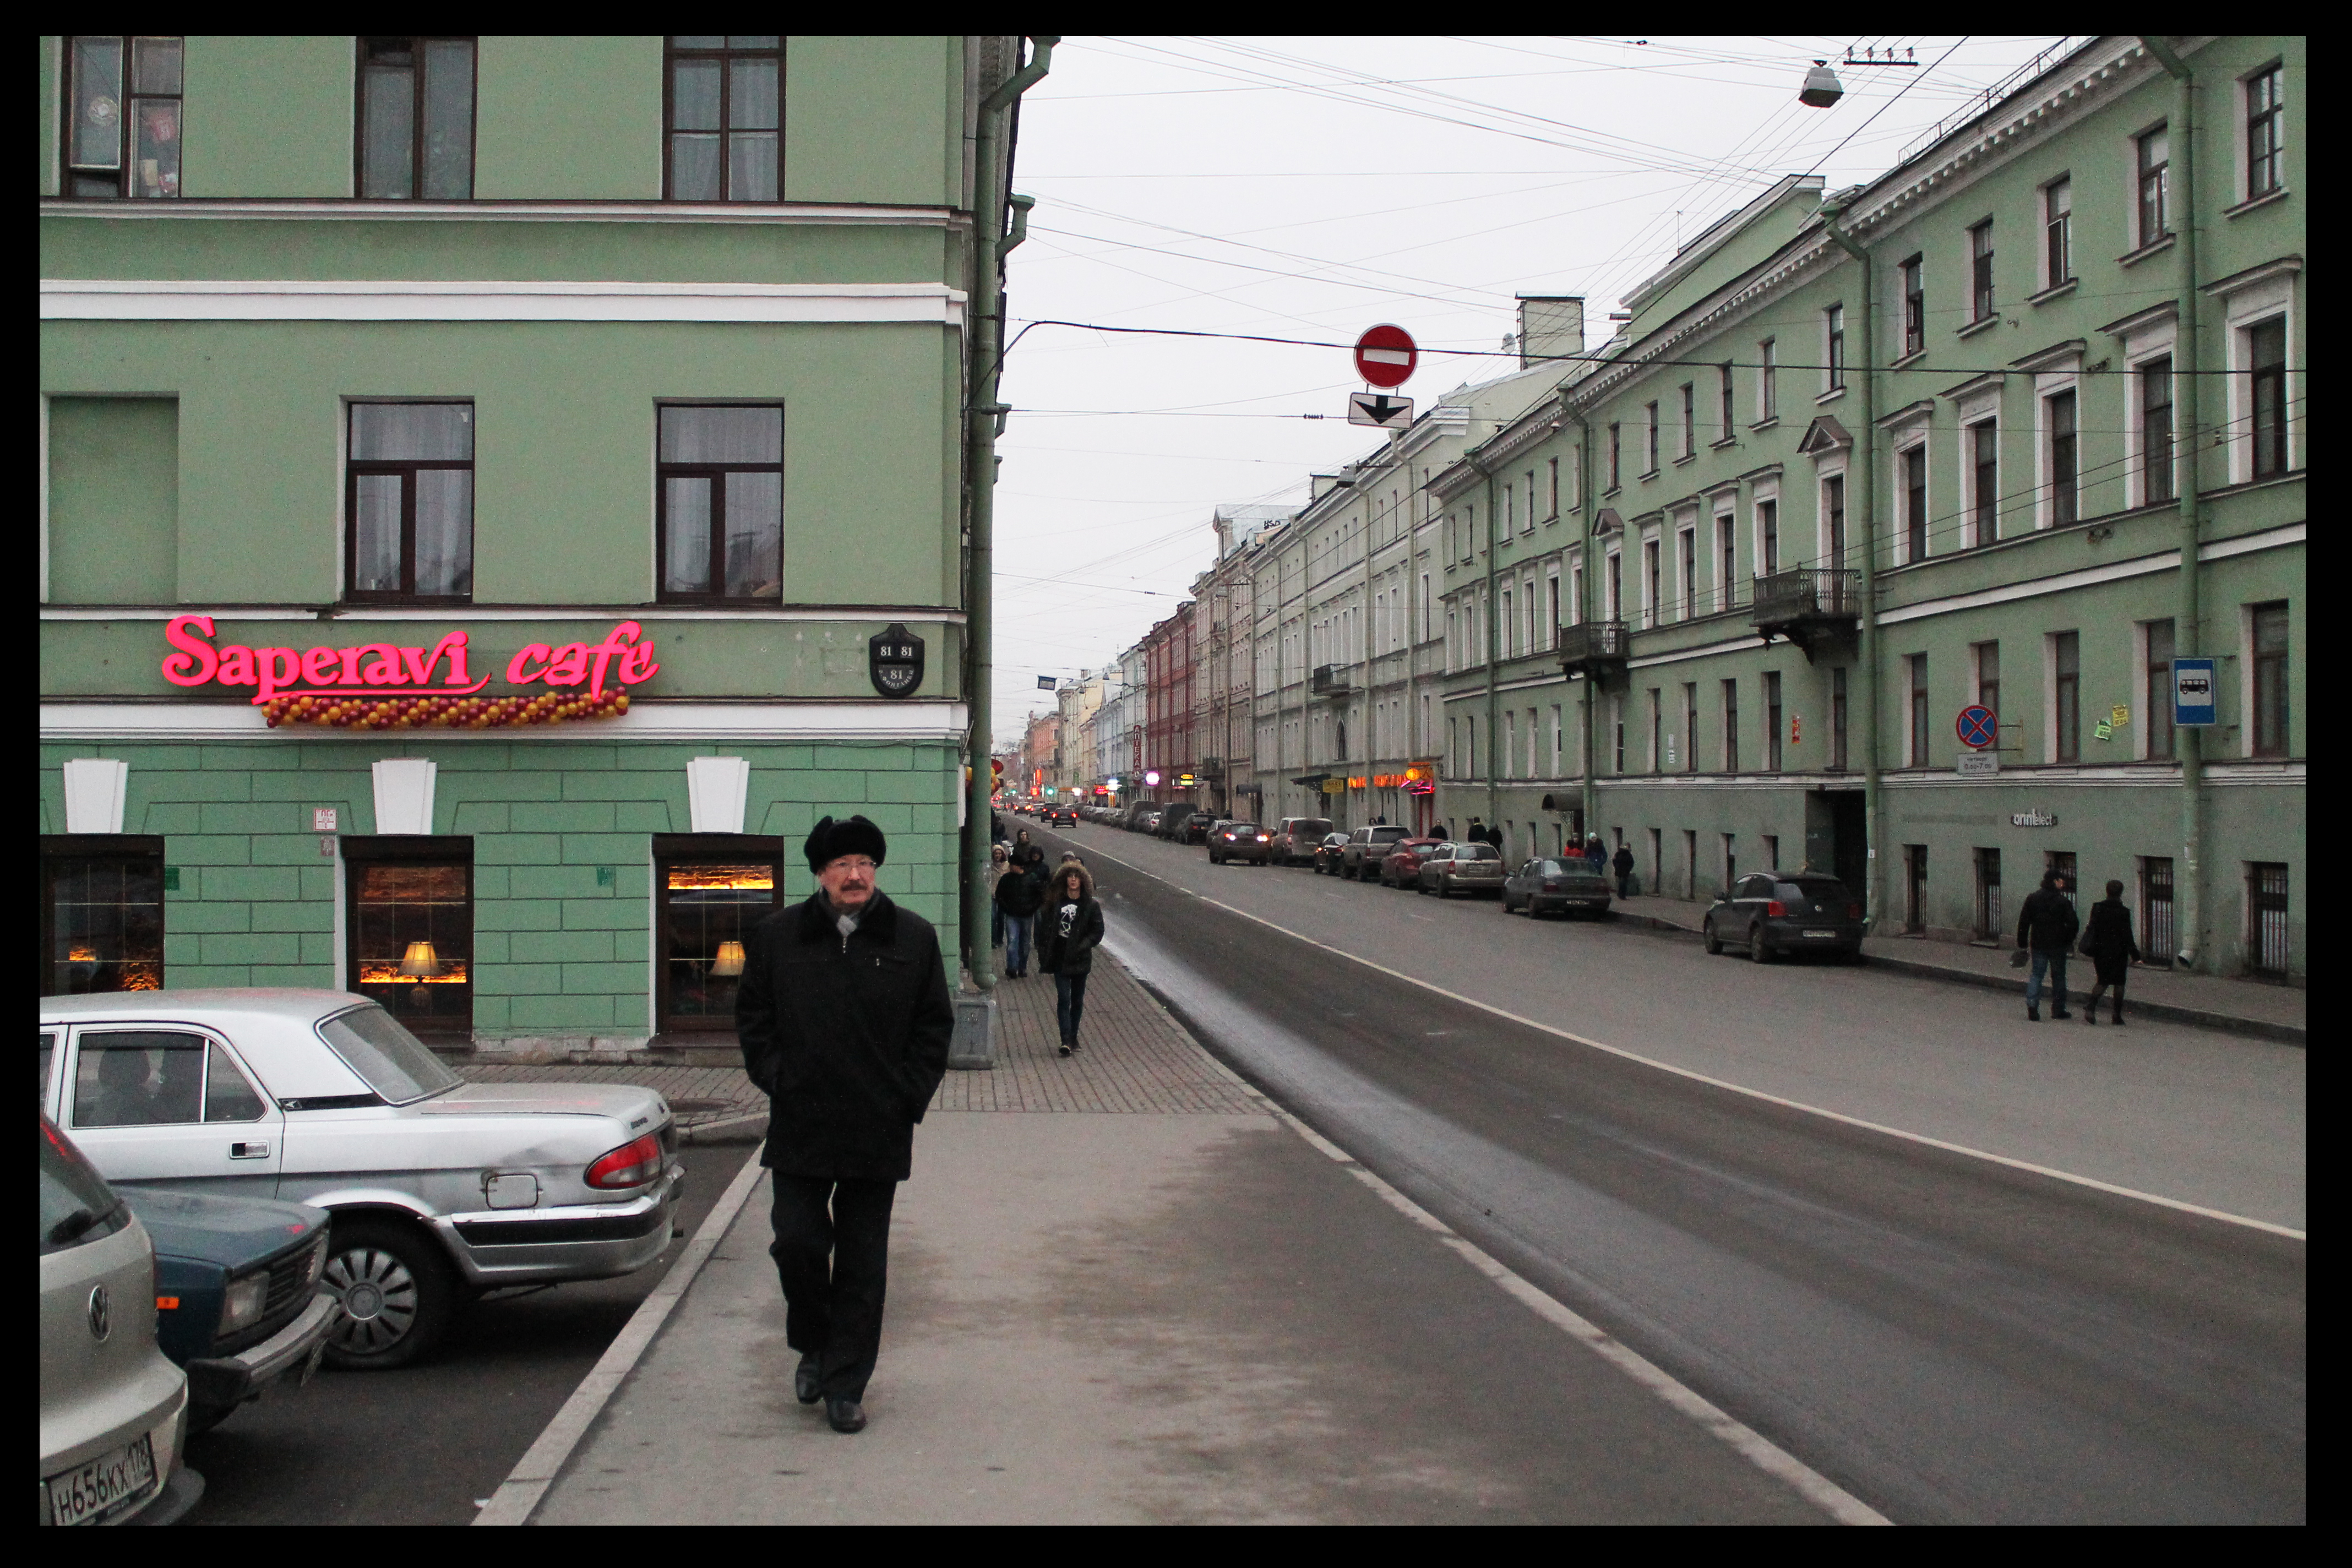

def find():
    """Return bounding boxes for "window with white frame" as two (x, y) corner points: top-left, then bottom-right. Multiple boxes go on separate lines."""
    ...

(1714, 510), (1736, 611)
(1899, 442), (1929, 562)
(1523, 470), (1538, 533)
(2248, 317), (2289, 480)
(1604, 548), (1623, 621)
(1965, 420), (1998, 546)
(1499, 585), (1514, 659)
(1758, 339), (1778, 422)
(1816, 467), (1847, 569)
(1644, 402), (1660, 474)
(2044, 389), (2078, 527)
(2244, 62), (2285, 201)
(1900, 255), (1925, 357)
(1545, 568), (1560, 648)
(1824, 305), (1845, 391)
(1967, 220), (1995, 322)
(1641, 535), (1661, 629)
(1718, 363), (1735, 439)
(2137, 355), (2175, 506)
(1680, 382), (1697, 457)
(2136, 123), (2171, 247)
(1676, 525), (1697, 620)
(2043, 177), (2073, 288)
(1753, 489), (1781, 576)
(1522, 573), (1537, 653)
(1570, 560), (1584, 626)
(2213, 265), (2298, 484)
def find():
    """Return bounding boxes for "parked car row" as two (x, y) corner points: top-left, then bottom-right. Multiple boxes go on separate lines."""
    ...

(40, 988), (688, 1523)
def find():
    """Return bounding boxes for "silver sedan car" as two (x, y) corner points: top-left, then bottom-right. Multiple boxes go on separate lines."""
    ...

(40, 989), (684, 1370)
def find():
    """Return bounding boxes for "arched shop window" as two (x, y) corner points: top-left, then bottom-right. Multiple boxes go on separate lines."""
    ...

(344, 837), (473, 1041)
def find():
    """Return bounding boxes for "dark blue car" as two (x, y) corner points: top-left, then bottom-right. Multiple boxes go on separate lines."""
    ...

(121, 1189), (338, 1435)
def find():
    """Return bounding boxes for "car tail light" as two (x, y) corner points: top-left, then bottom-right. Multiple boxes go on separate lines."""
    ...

(1543, 880), (1562, 890)
(586, 1133), (665, 1189)
(1257, 834), (1270, 841)
(1766, 900), (1787, 917)
(1847, 902), (1863, 919)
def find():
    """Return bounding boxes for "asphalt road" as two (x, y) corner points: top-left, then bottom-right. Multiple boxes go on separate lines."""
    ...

(183, 1144), (750, 1526)
(1027, 819), (2305, 1525)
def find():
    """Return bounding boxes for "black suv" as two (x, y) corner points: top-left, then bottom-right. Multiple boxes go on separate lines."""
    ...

(1163, 808), (1214, 844)
(1703, 873), (1866, 962)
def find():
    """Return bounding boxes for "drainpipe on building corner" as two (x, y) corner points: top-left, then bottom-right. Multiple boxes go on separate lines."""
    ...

(2141, 35), (2204, 972)
(1574, 411), (1597, 842)
(1817, 198), (1884, 931)
(1471, 453), (1499, 831)
(962, 35), (1055, 1024)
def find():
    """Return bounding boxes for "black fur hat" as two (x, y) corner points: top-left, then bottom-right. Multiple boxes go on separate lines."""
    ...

(804, 814), (888, 872)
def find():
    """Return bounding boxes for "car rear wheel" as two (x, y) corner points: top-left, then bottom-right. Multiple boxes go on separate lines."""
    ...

(321, 1215), (455, 1370)
(1748, 923), (1775, 964)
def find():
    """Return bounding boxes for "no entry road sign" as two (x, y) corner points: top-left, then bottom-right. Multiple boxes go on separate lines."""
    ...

(1956, 704), (1997, 749)
(1354, 324), (1417, 389)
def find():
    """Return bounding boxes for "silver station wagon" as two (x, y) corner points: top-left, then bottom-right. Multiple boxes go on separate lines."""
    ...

(39, 989), (684, 1370)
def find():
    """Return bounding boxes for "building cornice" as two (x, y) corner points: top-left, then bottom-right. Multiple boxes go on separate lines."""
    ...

(39, 197), (968, 228)
(41, 277), (966, 325)
(39, 698), (972, 743)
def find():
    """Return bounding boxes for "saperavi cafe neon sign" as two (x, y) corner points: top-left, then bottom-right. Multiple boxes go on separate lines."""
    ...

(161, 614), (660, 731)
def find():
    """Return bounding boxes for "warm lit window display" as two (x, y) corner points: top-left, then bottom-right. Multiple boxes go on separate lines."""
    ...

(349, 857), (472, 1036)
(658, 857), (779, 1031)
(41, 843), (165, 996)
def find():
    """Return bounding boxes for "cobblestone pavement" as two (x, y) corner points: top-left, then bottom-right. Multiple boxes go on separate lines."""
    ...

(457, 951), (1257, 1123)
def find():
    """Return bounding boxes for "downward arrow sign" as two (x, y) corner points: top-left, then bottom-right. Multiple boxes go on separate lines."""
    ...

(1348, 393), (1414, 428)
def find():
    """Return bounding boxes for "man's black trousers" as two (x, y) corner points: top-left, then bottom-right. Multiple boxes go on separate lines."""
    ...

(768, 1175), (898, 1402)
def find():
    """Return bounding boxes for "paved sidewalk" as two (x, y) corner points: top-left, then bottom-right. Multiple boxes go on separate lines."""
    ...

(510, 956), (1841, 1526)
(1607, 893), (2305, 1044)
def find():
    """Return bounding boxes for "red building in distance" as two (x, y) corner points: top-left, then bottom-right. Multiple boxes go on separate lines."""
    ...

(1140, 602), (1195, 805)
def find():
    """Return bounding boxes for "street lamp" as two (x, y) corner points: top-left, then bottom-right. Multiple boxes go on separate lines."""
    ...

(1799, 60), (1844, 107)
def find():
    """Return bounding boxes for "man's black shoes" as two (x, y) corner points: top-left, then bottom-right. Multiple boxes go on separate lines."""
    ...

(794, 1353), (821, 1405)
(826, 1397), (867, 1434)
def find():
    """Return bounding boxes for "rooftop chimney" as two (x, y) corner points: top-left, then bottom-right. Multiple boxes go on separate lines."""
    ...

(1515, 295), (1585, 369)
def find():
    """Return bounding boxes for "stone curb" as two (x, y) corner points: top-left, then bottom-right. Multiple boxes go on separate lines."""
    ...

(1609, 910), (2304, 1048)
(676, 1109), (768, 1146)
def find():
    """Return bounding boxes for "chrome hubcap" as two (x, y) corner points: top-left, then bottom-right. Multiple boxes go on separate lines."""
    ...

(323, 1245), (420, 1353)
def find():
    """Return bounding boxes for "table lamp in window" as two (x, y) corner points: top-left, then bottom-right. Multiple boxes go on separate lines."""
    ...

(399, 940), (440, 978)
(711, 940), (747, 978)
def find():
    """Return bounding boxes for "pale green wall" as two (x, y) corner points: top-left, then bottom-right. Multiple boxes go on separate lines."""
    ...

(181, 36), (353, 198)
(41, 317), (956, 609)
(475, 35), (662, 200)
(47, 397), (177, 603)
(786, 36), (959, 206)
(37, 36), (61, 196)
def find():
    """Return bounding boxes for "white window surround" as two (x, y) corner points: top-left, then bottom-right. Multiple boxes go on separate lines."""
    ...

(2038, 173), (2073, 292)
(2231, 60), (2288, 208)
(1637, 524), (1662, 629)
(1810, 460), (1847, 568)
(372, 758), (437, 835)
(2030, 355), (2083, 530)
(2207, 261), (2300, 484)
(2125, 119), (2171, 251)
(61, 757), (129, 834)
(1711, 506), (1736, 612)
(1603, 547), (1623, 620)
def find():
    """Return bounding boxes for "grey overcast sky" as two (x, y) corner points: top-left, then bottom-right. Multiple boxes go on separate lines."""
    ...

(989, 35), (2073, 733)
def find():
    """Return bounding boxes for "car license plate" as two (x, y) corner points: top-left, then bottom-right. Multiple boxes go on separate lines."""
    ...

(1804, 929), (1835, 939)
(47, 1432), (156, 1526)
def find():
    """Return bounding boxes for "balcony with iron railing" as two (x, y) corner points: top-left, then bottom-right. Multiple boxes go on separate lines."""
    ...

(1749, 568), (1861, 660)
(1310, 663), (1353, 696)
(1556, 619), (1627, 680)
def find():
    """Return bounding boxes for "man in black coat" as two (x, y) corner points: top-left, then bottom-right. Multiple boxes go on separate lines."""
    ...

(2015, 870), (2080, 1022)
(2078, 878), (2143, 1025)
(1611, 842), (1636, 899)
(736, 814), (953, 1434)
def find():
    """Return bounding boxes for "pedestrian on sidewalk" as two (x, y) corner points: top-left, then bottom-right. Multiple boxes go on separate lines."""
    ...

(2079, 879), (2142, 1025)
(1583, 834), (1608, 874)
(1036, 862), (1105, 1058)
(1467, 816), (1487, 849)
(736, 814), (953, 1435)
(987, 842), (1010, 950)
(997, 845), (1047, 977)
(2017, 871), (2081, 1021)
(1611, 842), (1636, 899)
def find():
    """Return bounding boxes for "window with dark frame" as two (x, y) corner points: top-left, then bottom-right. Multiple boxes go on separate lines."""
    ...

(357, 37), (476, 199)
(347, 402), (475, 602)
(1679, 383), (1696, 457)
(1901, 255), (1924, 357)
(2139, 856), (2175, 962)
(2143, 618), (2175, 760)
(1717, 515), (1735, 608)
(2140, 356), (2175, 504)
(2248, 317), (2288, 478)
(1974, 847), (2003, 940)
(1677, 529), (1695, 618)
(2246, 64), (2284, 199)
(2138, 124), (2171, 245)
(2048, 389), (2078, 526)
(2052, 630), (2081, 763)
(1643, 537), (1659, 628)
(2247, 863), (2289, 978)
(1825, 473), (1846, 568)
(1648, 688), (1662, 774)
(2044, 178), (2073, 285)
(1903, 444), (1928, 561)
(1645, 401), (1659, 473)
(1684, 682), (1700, 774)
(1718, 363), (1735, 437)
(1826, 305), (1845, 390)
(63, 36), (182, 199)
(41, 837), (165, 998)
(1908, 653), (1930, 766)
(666, 36), (782, 201)
(1764, 671), (1782, 772)
(1607, 423), (1621, 490)
(1970, 420), (1998, 544)
(1969, 219), (1995, 322)
(344, 839), (473, 1039)
(1722, 678), (1739, 772)
(1975, 640), (2001, 726)
(1758, 498), (1778, 575)
(1830, 667), (1848, 771)
(1759, 338), (1777, 420)
(658, 405), (785, 601)
(655, 837), (783, 1032)
(2251, 601), (2290, 757)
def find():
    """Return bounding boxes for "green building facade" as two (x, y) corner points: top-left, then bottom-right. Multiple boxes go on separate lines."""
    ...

(1434, 36), (2302, 978)
(40, 35), (1026, 1050)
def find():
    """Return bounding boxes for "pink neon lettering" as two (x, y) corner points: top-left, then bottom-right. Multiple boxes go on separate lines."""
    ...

(302, 646), (341, 684)
(160, 614), (218, 686)
(543, 643), (591, 686)
(216, 646), (257, 687)
(437, 633), (479, 689)
(586, 622), (639, 700)
(336, 646), (368, 685)
(358, 645), (402, 686)
(618, 641), (659, 684)
(507, 644), (553, 684)
(255, 649), (301, 700)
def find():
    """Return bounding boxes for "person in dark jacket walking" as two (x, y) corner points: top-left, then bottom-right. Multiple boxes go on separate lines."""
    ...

(1583, 834), (1608, 873)
(1035, 862), (1106, 1057)
(2078, 879), (2142, 1025)
(2016, 871), (2080, 1021)
(736, 814), (953, 1435)
(995, 844), (1047, 976)
(1611, 842), (1636, 898)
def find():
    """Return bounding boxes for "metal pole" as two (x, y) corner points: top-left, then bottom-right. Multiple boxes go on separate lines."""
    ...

(960, 36), (1054, 1017)
(1477, 457), (1500, 832)
(1819, 199), (1882, 931)
(1575, 415), (1597, 843)
(2142, 35), (2203, 971)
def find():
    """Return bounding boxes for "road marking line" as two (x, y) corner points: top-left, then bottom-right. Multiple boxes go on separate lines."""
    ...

(473, 1147), (767, 1526)
(1104, 936), (1890, 1527)
(1067, 830), (2306, 1243)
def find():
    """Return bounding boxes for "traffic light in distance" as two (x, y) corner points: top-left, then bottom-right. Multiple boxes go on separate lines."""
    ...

(990, 757), (1005, 783)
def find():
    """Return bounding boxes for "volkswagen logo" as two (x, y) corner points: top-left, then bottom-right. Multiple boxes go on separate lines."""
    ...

(87, 1283), (111, 1342)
